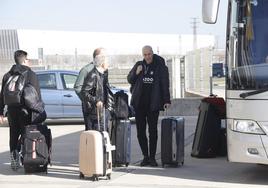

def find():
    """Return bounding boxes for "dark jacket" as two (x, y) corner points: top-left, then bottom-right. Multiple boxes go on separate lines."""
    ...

(0, 64), (41, 116)
(80, 67), (110, 118)
(23, 83), (47, 123)
(127, 54), (171, 111)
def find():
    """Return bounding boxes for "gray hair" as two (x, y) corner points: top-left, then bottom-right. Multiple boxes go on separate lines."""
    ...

(142, 45), (153, 53)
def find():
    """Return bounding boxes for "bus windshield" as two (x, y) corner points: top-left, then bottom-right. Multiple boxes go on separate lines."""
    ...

(227, 0), (268, 90)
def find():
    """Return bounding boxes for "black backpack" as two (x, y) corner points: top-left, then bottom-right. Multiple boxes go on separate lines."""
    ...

(3, 71), (28, 106)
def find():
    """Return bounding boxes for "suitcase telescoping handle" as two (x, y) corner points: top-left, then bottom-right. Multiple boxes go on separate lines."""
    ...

(97, 106), (106, 131)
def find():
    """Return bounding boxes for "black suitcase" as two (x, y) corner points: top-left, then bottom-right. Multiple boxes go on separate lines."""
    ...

(161, 117), (184, 167)
(191, 101), (221, 158)
(111, 119), (131, 167)
(217, 128), (227, 156)
(23, 124), (52, 173)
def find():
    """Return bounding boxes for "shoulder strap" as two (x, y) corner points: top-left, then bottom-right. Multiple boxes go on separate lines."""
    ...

(21, 70), (29, 84)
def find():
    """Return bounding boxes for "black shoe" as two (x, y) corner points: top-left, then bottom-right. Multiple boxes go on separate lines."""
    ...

(140, 157), (150, 166)
(149, 158), (158, 167)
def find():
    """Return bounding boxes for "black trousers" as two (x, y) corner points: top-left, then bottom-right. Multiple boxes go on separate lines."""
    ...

(81, 102), (95, 130)
(84, 114), (98, 131)
(135, 108), (159, 159)
(7, 107), (31, 152)
(82, 103), (109, 131)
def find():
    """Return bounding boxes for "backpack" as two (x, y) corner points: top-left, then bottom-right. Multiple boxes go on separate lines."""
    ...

(3, 71), (28, 106)
(114, 90), (129, 119)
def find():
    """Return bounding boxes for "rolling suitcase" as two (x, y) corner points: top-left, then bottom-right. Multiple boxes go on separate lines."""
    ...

(202, 95), (226, 119)
(191, 101), (221, 158)
(161, 117), (184, 167)
(79, 108), (115, 181)
(23, 124), (52, 174)
(111, 119), (131, 167)
(217, 127), (227, 156)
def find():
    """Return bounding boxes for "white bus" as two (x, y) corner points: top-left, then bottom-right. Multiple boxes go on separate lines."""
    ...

(203, 0), (268, 164)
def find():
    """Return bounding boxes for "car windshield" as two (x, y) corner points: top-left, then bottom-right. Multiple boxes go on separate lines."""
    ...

(227, 0), (268, 90)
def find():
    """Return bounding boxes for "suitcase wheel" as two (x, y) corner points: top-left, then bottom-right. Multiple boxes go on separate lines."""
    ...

(107, 174), (111, 180)
(125, 163), (129, 167)
(79, 172), (84, 179)
(24, 165), (47, 174)
(92, 175), (99, 181)
(181, 161), (184, 166)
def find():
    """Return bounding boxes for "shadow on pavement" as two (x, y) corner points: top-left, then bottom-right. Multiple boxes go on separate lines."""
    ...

(2, 117), (268, 186)
(0, 130), (83, 180)
(128, 145), (268, 186)
(0, 128), (133, 181)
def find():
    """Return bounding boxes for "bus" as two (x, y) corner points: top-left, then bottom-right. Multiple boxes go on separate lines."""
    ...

(203, 0), (268, 164)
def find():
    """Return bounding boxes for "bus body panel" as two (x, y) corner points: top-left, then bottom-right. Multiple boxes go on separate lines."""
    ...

(227, 122), (268, 164)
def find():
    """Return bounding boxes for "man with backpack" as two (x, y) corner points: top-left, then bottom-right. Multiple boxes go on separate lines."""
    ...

(0, 50), (41, 171)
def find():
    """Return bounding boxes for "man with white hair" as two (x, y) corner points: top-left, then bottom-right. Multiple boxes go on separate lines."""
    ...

(75, 48), (110, 130)
(127, 45), (171, 167)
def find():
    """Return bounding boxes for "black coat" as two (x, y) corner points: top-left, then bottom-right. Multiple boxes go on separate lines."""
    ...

(80, 67), (112, 118)
(127, 54), (171, 111)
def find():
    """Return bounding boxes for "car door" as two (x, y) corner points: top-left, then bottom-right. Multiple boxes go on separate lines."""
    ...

(37, 73), (63, 118)
(60, 73), (83, 118)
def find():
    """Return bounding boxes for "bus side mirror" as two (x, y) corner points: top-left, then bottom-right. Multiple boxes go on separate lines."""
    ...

(202, 0), (220, 24)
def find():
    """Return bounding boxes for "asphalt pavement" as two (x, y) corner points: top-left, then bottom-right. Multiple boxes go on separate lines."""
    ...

(1, 116), (268, 188)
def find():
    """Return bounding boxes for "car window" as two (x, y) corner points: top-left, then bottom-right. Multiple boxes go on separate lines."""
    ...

(37, 73), (57, 89)
(61, 73), (77, 90)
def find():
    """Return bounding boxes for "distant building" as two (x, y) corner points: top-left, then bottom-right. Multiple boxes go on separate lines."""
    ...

(0, 30), (19, 61)
(0, 30), (20, 81)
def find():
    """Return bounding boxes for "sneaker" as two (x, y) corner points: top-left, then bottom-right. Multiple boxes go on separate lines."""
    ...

(149, 158), (158, 167)
(140, 157), (150, 166)
(10, 150), (20, 171)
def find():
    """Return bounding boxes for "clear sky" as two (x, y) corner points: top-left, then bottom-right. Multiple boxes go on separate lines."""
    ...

(0, 0), (228, 48)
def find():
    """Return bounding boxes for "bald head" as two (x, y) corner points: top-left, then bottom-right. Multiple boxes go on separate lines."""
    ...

(142, 45), (154, 64)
